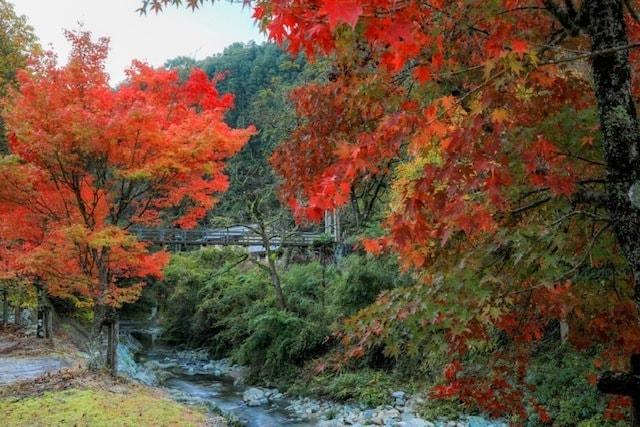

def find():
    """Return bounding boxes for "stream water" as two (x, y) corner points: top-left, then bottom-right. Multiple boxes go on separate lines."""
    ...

(118, 322), (314, 427)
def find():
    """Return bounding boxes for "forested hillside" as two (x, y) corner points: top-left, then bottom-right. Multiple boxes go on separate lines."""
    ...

(166, 43), (324, 222)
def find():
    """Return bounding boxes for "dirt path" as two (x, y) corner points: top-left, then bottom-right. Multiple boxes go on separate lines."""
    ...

(0, 325), (77, 385)
(0, 356), (71, 385)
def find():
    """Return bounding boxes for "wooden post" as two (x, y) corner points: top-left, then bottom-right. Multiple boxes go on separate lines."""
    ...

(105, 311), (119, 376)
(35, 281), (52, 339)
(598, 354), (640, 426)
(323, 209), (341, 244)
(324, 210), (333, 235)
(560, 319), (569, 344)
(44, 304), (52, 339)
(36, 282), (45, 339)
(2, 287), (8, 326)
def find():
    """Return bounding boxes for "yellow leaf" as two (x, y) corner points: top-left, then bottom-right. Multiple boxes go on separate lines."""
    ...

(491, 108), (509, 124)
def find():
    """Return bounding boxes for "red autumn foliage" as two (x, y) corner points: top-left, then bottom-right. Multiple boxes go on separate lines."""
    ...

(250, 0), (640, 420)
(0, 30), (253, 308)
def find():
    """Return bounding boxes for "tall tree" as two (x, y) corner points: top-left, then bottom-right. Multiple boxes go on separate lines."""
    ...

(0, 30), (253, 373)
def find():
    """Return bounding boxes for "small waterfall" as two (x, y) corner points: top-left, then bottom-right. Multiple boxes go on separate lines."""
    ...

(117, 333), (157, 385)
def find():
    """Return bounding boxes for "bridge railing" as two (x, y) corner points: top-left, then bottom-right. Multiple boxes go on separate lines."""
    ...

(130, 227), (326, 247)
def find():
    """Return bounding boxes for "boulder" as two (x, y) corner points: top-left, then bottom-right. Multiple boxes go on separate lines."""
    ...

(362, 409), (376, 421)
(317, 421), (344, 427)
(392, 391), (406, 400)
(242, 387), (268, 406)
(466, 416), (507, 427)
(395, 419), (435, 427)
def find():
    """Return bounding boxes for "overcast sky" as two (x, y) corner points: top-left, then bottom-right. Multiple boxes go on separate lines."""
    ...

(12, 0), (265, 85)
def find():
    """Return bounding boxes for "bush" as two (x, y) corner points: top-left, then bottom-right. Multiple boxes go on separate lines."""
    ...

(235, 308), (329, 379)
(194, 268), (272, 356)
(329, 254), (408, 316)
(282, 261), (336, 319)
(160, 248), (245, 344)
(525, 345), (627, 427)
(158, 250), (413, 385)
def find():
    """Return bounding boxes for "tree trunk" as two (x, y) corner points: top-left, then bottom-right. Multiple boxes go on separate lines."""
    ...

(586, 2), (640, 424)
(106, 313), (119, 376)
(252, 214), (288, 311)
(586, 0), (640, 302)
(95, 254), (119, 375)
(89, 303), (105, 369)
(90, 273), (112, 373)
(44, 305), (52, 339)
(14, 305), (21, 327)
(266, 249), (287, 310)
(560, 319), (569, 344)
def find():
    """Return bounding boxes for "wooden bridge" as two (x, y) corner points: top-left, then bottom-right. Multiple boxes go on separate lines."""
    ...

(131, 225), (327, 250)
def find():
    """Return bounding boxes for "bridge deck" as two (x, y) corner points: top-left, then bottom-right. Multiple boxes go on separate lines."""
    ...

(131, 227), (325, 248)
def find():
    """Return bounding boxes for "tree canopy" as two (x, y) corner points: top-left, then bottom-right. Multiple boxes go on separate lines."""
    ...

(0, 30), (253, 309)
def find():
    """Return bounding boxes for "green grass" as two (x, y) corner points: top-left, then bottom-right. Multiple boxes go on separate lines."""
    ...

(0, 388), (208, 427)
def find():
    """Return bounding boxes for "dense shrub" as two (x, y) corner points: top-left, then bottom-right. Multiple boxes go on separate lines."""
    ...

(525, 346), (626, 427)
(160, 248), (245, 344)
(282, 261), (336, 319)
(194, 269), (272, 356)
(159, 250), (415, 382)
(330, 254), (408, 316)
(235, 308), (329, 379)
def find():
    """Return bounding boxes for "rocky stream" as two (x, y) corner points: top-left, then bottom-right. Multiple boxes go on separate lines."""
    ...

(118, 323), (507, 427)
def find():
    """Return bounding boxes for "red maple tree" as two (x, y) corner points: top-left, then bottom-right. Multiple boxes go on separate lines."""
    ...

(0, 30), (253, 368)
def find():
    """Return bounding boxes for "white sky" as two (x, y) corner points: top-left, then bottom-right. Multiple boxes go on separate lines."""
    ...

(11, 0), (266, 85)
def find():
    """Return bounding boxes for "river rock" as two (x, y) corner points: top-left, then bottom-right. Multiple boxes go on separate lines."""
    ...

(357, 409), (373, 422)
(392, 391), (406, 399)
(317, 421), (344, 427)
(243, 387), (269, 406)
(392, 390), (407, 406)
(466, 416), (507, 427)
(395, 419), (434, 427)
(384, 408), (401, 418)
(229, 365), (249, 385)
